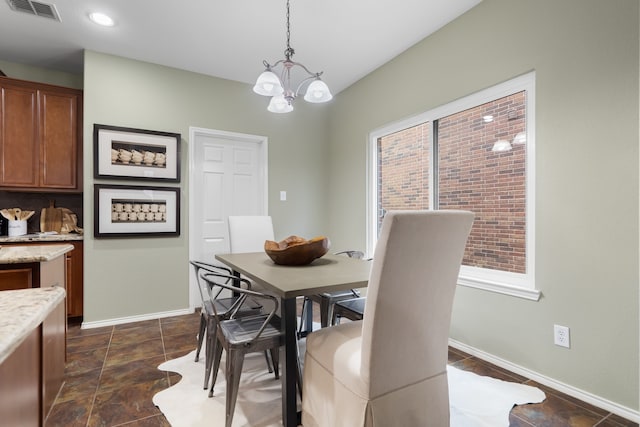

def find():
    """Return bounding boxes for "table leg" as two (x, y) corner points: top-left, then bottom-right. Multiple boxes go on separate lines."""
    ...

(281, 297), (299, 427)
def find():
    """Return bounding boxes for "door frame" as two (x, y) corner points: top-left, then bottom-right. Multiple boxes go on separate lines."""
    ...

(188, 126), (269, 309)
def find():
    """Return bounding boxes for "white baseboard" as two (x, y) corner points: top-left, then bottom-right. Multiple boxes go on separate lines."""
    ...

(448, 339), (640, 423)
(80, 308), (195, 330)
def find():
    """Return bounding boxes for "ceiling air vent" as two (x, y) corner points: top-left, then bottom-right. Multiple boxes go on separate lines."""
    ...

(6, 0), (60, 21)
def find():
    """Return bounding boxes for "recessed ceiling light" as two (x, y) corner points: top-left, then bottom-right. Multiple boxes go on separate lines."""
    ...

(89, 12), (114, 27)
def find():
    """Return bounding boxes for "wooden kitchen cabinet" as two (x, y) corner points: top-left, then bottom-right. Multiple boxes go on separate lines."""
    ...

(0, 293), (65, 426)
(64, 241), (83, 318)
(0, 325), (40, 426)
(0, 241), (83, 318)
(0, 77), (82, 191)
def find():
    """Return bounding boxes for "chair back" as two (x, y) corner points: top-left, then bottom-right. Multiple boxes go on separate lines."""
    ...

(361, 210), (474, 397)
(189, 260), (231, 310)
(228, 216), (275, 253)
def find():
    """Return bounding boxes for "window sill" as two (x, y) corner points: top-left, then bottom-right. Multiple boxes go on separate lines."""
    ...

(457, 274), (541, 301)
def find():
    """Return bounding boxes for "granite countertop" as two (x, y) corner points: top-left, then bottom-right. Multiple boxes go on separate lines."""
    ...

(0, 244), (74, 264)
(0, 286), (66, 365)
(0, 233), (83, 243)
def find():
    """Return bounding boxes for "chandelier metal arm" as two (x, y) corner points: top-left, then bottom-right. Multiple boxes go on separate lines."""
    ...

(263, 59), (323, 80)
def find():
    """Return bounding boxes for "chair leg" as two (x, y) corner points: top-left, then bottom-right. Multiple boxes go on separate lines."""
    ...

(195, 313), (206, 362)
(297, 296), (309, 336)
(264, 350), (273, 373)
(203, 318), (216, 389)
(208, 337), (224, 397)
(225, 349), (245, 427)
(269, 347), (280, 379)
(326, 302), (336, 326)
(332, 309), (340, 326)
(295, 341), (303, 400)
(319, 297), (330, 328)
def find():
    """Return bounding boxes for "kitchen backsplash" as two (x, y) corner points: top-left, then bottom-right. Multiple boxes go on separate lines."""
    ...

(0, 191), (83, 234)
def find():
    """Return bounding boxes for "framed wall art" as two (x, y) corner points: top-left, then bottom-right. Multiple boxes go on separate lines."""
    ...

(94, 124), (181, 182)
(94, 184), (180, 238)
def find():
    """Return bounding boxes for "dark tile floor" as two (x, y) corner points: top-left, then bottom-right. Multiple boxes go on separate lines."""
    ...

(47, 304), (638, 427)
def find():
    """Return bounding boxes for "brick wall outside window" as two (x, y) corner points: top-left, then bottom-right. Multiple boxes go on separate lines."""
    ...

(378, 92), (526, 274)
(378, 122), (430, 226)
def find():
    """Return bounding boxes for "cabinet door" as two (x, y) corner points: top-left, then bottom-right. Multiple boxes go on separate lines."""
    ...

(0, 83), (39, 187)
(0, 327), (41, 427)
(66, 241), (83, 317)
(39, 90), (79, 189)
(42, 301), (65, 420)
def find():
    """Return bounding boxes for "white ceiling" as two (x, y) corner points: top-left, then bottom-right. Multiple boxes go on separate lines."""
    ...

(0, 0), (480, 94)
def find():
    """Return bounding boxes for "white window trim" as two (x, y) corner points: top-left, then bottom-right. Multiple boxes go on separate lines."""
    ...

(367, 72), (539, 300)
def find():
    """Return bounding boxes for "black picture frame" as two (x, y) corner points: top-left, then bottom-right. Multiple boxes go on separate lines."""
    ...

(94, 124), (181, 182)
(94, 184), (180, 238)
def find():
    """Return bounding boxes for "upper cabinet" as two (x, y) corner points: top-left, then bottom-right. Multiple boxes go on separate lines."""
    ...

(0, 77), (83, 192)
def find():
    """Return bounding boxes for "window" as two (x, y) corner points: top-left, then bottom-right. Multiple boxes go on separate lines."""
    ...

(367, 72), (538, 300)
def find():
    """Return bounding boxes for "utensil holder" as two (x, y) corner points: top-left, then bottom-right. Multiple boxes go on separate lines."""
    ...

(8, 220), (27, 237)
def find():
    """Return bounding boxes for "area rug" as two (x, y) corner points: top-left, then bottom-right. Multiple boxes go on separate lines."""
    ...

(153, 346), (545, 427)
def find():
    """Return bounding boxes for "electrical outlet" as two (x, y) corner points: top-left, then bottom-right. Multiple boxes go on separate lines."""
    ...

(554, 324), (570, 348)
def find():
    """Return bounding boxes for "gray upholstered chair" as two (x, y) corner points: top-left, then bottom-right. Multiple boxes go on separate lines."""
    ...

(302, 210), (474, 427)
(202, 272), (283, 427)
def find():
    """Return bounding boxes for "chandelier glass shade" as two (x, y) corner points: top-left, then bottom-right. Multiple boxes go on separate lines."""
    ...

(253, 0), (332, 113)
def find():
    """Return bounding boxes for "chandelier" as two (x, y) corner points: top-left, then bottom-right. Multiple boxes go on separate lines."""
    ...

(253, 0), (332, 113)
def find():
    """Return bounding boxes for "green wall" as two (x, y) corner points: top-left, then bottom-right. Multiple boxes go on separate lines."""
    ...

(82, 51), (329, 323)
(326, 0), (638, 413)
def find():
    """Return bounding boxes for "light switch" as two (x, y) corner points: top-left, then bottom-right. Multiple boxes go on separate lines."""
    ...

(280, 191), (287, 201)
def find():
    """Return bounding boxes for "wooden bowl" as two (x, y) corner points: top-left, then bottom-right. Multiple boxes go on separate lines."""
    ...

(264, 235), (330, 266)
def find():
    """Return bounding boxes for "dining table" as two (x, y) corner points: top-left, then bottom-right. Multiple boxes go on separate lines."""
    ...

(215, 251), (371, 427)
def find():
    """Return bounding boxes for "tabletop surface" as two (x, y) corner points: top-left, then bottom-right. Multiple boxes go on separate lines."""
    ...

(215, 252), (371, 299)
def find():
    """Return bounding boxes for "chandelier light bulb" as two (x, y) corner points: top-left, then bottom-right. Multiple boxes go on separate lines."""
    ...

(268, 95), (294, 113)
(253, 70), (284, 97)
(303, 79), (333, 103)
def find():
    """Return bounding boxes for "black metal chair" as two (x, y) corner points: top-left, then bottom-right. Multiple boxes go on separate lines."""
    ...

(332, 296), (366, 325)
(190, 260), (269, 389)
(202, 272), (283, 427)
(298, 250), (364, 333)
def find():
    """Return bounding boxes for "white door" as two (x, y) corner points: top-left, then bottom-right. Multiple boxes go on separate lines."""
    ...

(189, 127), (268, 308)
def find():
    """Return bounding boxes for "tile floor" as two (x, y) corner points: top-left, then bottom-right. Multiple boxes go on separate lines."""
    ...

(47, 305), (637, 427)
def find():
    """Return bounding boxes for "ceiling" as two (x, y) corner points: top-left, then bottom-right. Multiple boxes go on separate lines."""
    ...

(0, 0), (480, 94)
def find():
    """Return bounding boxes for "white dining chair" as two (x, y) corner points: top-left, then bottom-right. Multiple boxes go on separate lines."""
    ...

(301, 210), (474, 427)
(227, 215), (275, 253)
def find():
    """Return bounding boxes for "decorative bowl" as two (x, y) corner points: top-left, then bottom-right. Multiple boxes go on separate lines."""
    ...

(264, 235), (330, 266)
